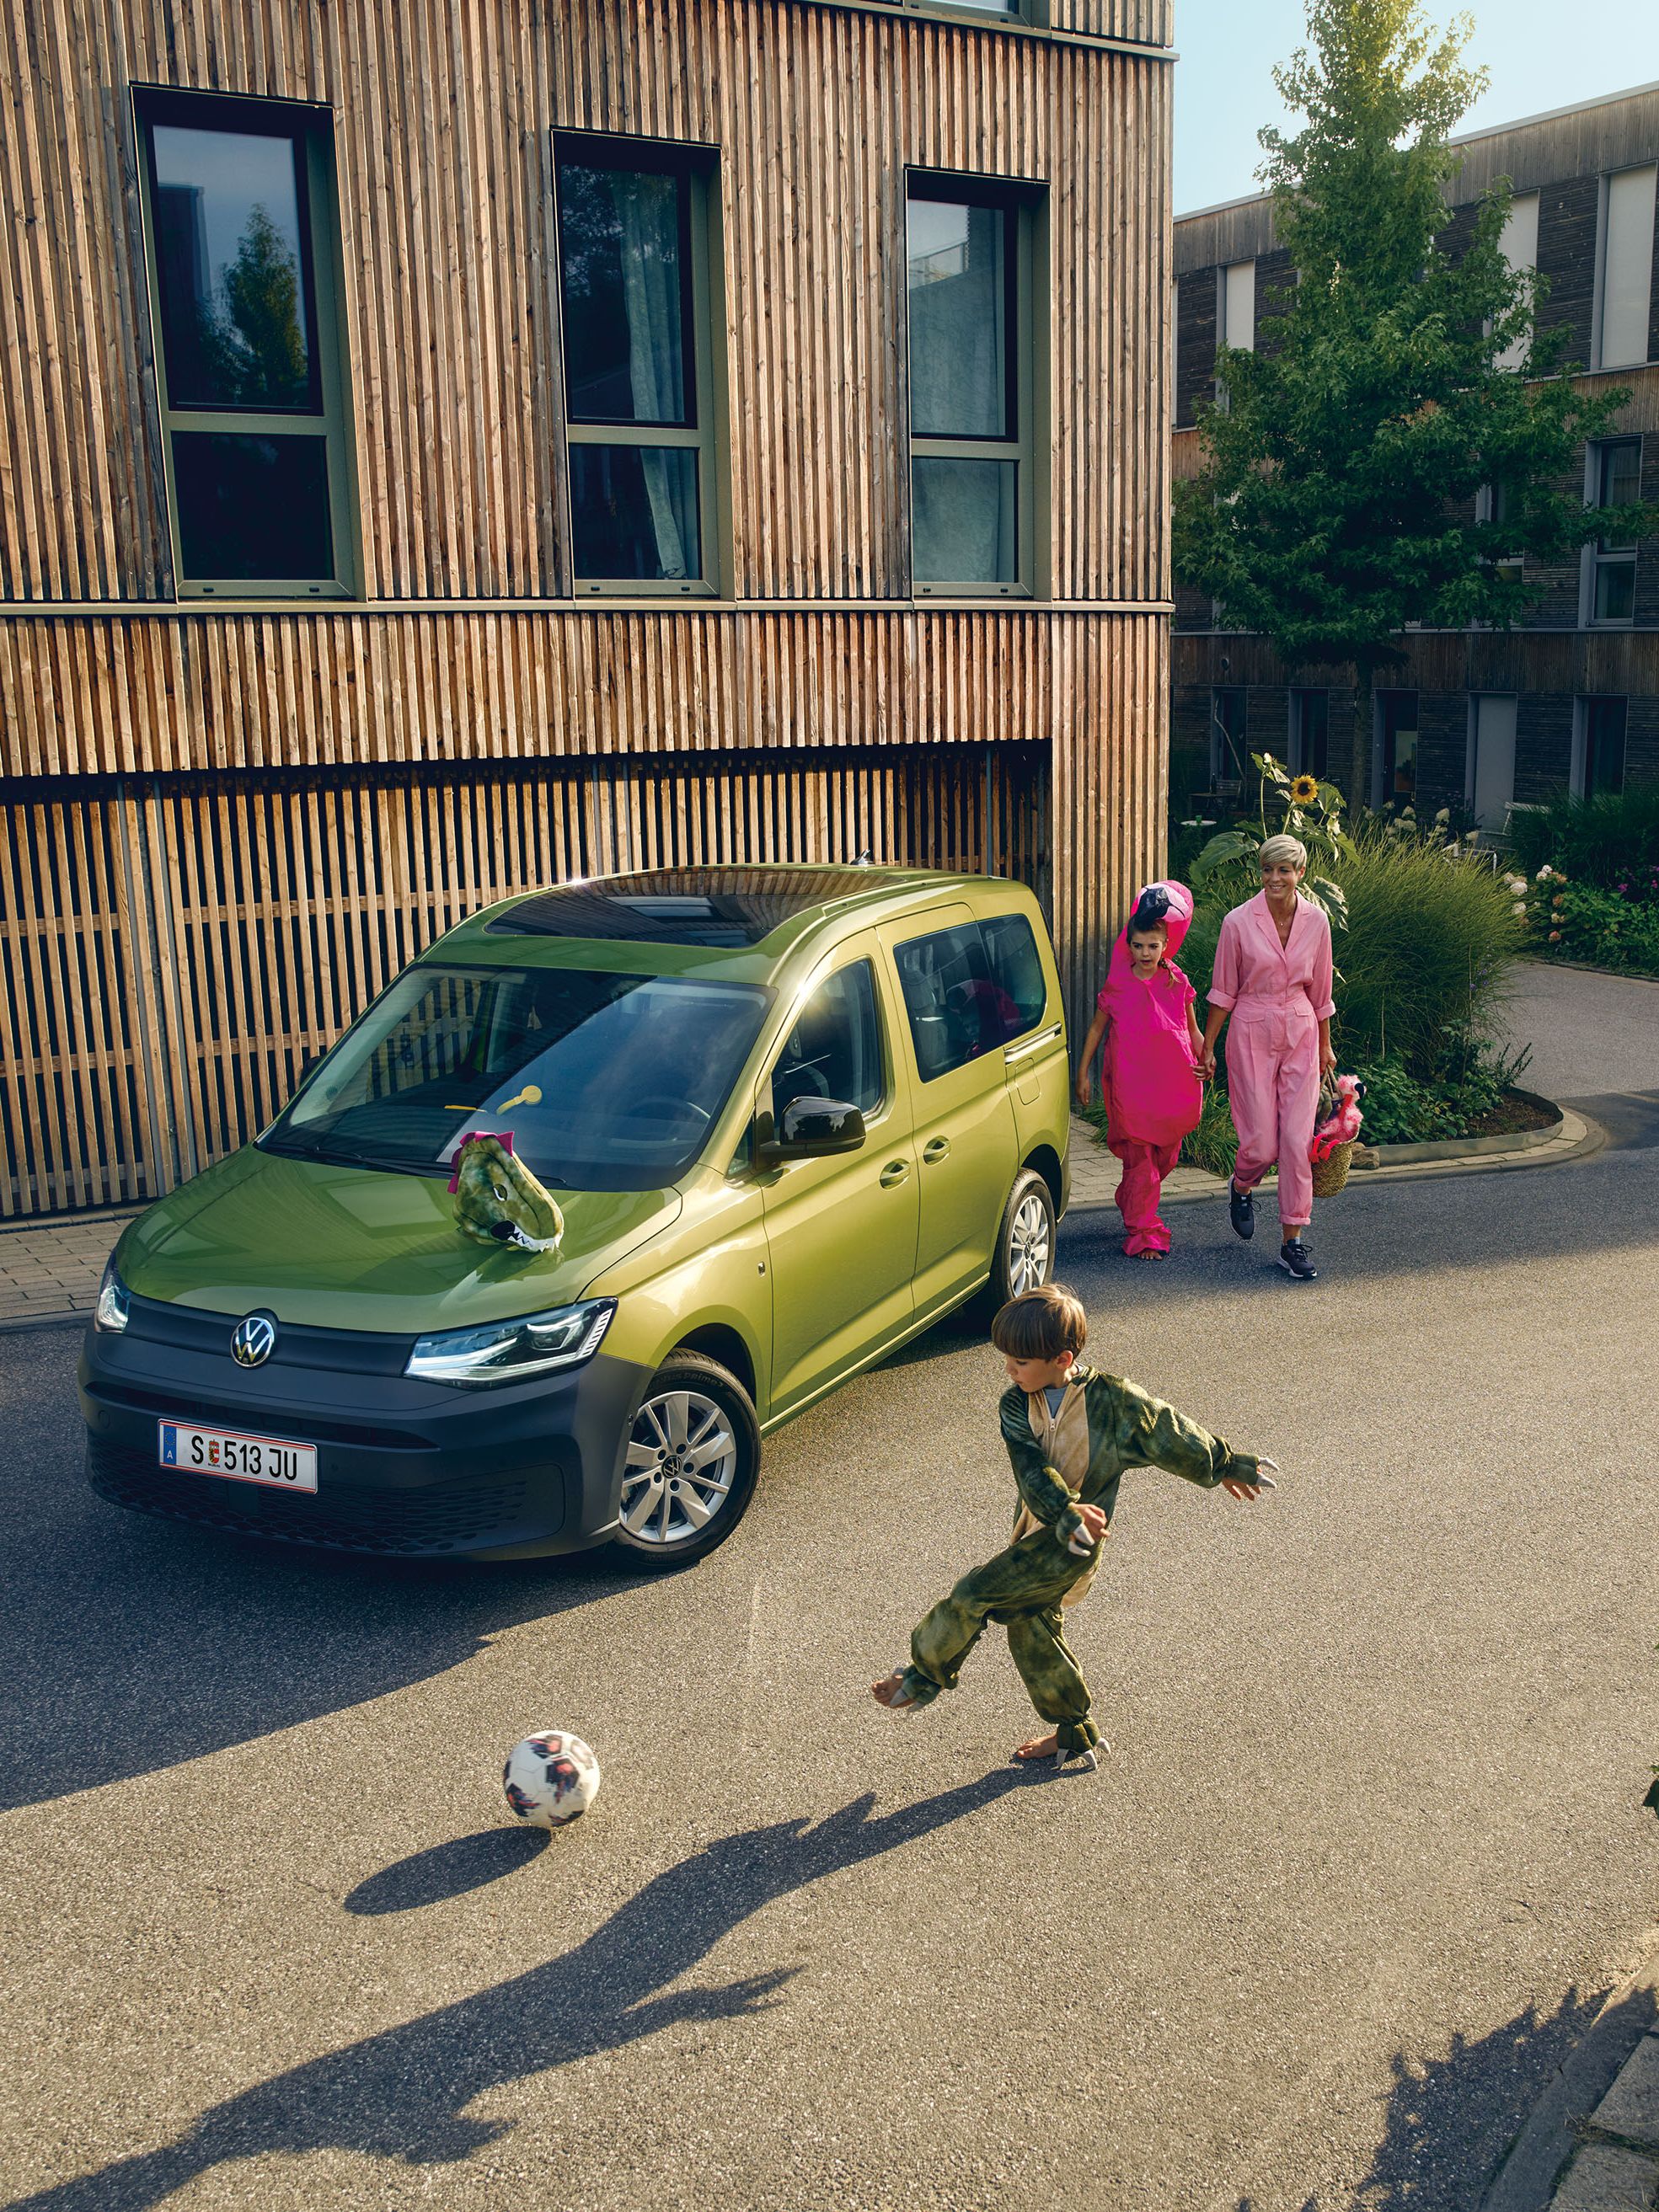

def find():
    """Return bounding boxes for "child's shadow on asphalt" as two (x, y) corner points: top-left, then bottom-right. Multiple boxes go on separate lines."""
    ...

(11, 1773), (1028, 2212)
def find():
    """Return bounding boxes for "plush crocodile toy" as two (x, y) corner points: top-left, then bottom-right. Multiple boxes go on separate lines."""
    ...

(447, 1131), (565, 1254)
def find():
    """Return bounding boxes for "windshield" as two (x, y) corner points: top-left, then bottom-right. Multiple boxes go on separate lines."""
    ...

(263, 964), (771, 1192)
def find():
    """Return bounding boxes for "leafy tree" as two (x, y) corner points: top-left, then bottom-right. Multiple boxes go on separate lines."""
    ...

(1174, 0), (1641, 747)
(193, 205), (309, 408)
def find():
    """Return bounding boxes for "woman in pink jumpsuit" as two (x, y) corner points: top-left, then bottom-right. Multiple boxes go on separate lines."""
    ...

(1075, 881), (1206, 1258)
(1199, 835), (1337, 1282)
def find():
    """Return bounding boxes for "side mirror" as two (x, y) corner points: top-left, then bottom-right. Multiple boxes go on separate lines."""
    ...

(757, 1096), (867, 1164)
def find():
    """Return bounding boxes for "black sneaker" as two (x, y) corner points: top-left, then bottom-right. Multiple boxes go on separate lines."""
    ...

(1277, 1238), (1319, 1281)
(1228, 1179), (1255, 1241)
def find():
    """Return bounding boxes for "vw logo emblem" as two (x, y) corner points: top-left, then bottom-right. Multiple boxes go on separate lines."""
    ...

(232, 1312), (277, 1368)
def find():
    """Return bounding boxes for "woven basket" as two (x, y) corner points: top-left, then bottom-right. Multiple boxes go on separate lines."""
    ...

(1309, 1077), (1355, 1200)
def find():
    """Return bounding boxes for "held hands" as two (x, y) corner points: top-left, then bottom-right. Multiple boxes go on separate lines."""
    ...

(1066, 1501), (1110, 1555)
(1196, 1048), (1217, 1082)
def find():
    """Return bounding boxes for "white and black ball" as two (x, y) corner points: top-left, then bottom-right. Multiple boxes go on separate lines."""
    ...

(502, 1730), (601, 1829)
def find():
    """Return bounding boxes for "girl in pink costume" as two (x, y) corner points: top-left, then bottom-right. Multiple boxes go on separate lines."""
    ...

(1075, 881), (1206, 1260)
(1198, 834), (1337, 1284)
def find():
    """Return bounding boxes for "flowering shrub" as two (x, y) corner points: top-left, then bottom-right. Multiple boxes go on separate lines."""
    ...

(1518, 868), (1659, 975)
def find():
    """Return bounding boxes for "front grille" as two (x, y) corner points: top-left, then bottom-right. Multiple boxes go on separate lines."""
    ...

(93, 1381), (430, 1453)
(87, 1440), (535, 1555)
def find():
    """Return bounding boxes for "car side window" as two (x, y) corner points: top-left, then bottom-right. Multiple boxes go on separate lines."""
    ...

(892, 921), (1018, 1082)
(769, 959), (885, 1119)
(980, 913), (1048, 1044)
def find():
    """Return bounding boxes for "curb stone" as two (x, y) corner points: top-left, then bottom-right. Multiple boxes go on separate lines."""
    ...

(1481, 1932), (1659, 2212)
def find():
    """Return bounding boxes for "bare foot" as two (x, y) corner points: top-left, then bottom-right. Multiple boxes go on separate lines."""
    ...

(871, 1670), (917, 1712)
(1013, 1728), (1061, 1761)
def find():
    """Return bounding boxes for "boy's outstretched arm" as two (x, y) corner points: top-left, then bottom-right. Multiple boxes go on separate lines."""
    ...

(1116, 1378), (1271, 1495)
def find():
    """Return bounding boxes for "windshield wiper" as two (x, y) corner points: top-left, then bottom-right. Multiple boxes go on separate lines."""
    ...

(260, 1135), (436, 1177)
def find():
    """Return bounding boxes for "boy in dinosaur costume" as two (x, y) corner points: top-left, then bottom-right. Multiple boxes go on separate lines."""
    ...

(872, 1282), (1276, 1768)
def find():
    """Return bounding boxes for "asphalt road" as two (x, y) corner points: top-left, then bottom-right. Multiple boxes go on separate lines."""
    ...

(3, 1019), (1657, 2209)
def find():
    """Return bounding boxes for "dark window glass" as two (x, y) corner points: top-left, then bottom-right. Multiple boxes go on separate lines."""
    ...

(150, 124), (315, 411)
(1292, 689), (1329, 778)
(1211, 687), (1246, 787)
(1583, 698), (1628, 795)
(980, 915), (1047, 1042)
(1597, 440), (1642, 547)
(559, 163), (691, 426)
(1379, 691), (1419, 803)
(266, 964), (769, 1192)
(1594, 561), (1636, 621)
(568, 446), (700, 581)
(771, 961), (884, 1119)
(907, 199), (1011, 439)
(173, 432), (332, 580)
(912, 457), (1016, 583)
(893, 922), (1015, 1082)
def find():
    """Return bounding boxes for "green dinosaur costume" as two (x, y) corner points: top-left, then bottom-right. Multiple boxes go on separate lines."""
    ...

(447, 1133), (565, 1254)
(897, 1364), (1265, 1755)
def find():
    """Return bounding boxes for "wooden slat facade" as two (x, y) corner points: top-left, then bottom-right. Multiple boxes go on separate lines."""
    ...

(0, 0), (1173, 1216)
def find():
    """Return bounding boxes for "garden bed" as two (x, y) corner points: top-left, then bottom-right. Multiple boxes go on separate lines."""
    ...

(1457, 1087), (1560, 1139)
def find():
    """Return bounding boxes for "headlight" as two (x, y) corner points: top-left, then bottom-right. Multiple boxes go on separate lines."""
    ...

(94, 1260), (130, 1333)
(404, 1299), (615, 1387)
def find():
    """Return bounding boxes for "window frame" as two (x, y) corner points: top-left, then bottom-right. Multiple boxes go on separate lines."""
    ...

(131, 83), (359, 601)
(904, 168), (1046, 601)
(1592, 163), (1657, 373)
(869, 0), (1045, 24)
(552, 129), (726, 601)
(1289, 688), (1329, 781)
(1585, 436), (1641, 628)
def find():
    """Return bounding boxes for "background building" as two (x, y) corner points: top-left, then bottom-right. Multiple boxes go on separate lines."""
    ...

(0, 0), (1174, 1219)
(1171, 80), (1659, 826)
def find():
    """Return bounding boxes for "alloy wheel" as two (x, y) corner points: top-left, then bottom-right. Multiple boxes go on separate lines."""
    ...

(619, 1387), (739, 1547)
(1008, 1190), (1052, 1294)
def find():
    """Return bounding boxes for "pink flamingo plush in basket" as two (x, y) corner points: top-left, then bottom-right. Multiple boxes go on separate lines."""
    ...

(1308, 1074), (1365, 1197)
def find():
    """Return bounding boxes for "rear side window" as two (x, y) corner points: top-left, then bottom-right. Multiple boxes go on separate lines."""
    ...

(770, 959), (885, 1117)
(893, 921), (1025, 1082)
(980, 913), (1048, 1042)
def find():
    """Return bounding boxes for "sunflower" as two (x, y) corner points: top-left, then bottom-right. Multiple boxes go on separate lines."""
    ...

(1288, 773), (1320, 805)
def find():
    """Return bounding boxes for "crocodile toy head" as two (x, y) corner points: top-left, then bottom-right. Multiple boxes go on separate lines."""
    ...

(447, 1132), (565, 1254)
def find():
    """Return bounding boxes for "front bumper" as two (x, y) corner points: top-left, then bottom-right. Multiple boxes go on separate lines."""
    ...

(78, 1294), (651, 1559)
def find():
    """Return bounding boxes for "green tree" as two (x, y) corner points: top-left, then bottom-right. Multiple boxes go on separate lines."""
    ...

(194, 204), (309, 408)
(1174, 0), (1640, 760)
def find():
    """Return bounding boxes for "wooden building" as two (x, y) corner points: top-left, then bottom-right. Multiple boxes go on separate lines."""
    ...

(0, 0), (1175, 1220)
(1171, 81), (1659, 825)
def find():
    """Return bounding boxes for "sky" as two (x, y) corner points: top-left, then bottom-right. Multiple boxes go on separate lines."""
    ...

(1174, 0), (1659, 215)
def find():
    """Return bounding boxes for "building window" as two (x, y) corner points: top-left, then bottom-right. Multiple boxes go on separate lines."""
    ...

(1476, 480), (1525, 580)
(1290, 689), (1328, 780)
(555, 135), (722, 596)
(1596, 165), (1656, 371)
(1588, 438), (1640, 623)
(1210, 687), (1246, 790)
(906, 174), (1040, 596)
(1375, 691), (1418, 809)
(135, 88), (356, 597)
(1574, 697), (1627, 797)
(1494, 192), (1539, 371)
(874, 0), (1031, 17)
(1219, 259), (1255, 354)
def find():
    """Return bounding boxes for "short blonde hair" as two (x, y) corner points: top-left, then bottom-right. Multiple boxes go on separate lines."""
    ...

(991, 1283), (1088, 1360)
(1259, 832), (1308, 870)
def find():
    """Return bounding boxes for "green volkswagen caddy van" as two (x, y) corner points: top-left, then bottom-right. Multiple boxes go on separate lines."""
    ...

(81, 866), (1070, 1566)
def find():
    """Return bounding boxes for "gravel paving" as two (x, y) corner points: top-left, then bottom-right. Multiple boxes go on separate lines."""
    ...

(3, 1112), (1657, 2211)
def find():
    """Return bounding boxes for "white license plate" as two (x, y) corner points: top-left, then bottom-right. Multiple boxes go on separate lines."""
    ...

(158, 1419), (318, 1493)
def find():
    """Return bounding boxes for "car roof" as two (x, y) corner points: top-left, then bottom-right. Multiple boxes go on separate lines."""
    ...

(431, 864), (1029, 977)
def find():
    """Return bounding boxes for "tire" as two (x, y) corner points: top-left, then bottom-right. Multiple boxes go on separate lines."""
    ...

(611, 1349), (761, 1568)
(987, 1167), (1057, 1309)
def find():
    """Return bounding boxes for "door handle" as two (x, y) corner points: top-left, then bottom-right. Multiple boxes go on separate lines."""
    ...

(922, 1136), (951, 1164)
(879, 1159), (911, 1188)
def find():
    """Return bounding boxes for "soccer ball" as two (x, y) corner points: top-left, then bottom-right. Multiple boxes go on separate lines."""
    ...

(502, 1730), (601, 1829)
